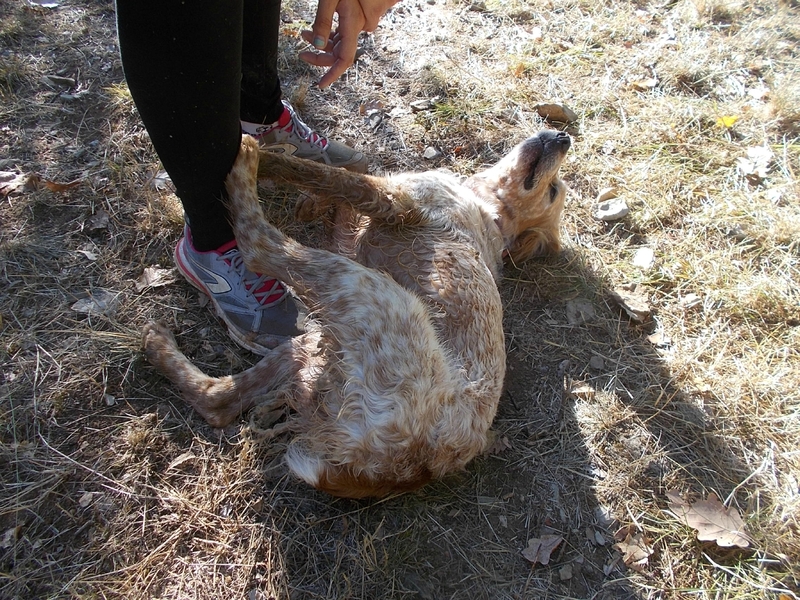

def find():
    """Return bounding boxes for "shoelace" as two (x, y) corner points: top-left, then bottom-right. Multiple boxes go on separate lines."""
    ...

(281, 103), (328, 150)
(219, 248), (287, 309)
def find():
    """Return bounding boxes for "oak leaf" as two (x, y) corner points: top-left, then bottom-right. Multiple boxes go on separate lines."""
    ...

(521, 534), (562, 566)
(613, 526), (653, 571)
(666, 490), (750, 548)
(135, 266), (177, 292)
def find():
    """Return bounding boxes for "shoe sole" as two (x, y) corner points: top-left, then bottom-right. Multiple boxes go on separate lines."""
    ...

(174, 239), (282, 355)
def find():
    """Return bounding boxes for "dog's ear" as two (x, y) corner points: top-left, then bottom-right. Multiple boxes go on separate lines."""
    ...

(506, 227), (561, 264)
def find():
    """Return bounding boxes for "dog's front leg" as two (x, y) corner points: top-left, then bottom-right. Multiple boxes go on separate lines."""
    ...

(142, 322), (312, 428)
(256, 145), (416, 222)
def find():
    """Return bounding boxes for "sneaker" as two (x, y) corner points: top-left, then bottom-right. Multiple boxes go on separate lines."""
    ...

(174, 227), (304, 354)
(242, 100), (368, 173)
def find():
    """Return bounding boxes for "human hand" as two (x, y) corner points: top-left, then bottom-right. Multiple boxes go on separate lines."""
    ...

(300, 0), (399, 88)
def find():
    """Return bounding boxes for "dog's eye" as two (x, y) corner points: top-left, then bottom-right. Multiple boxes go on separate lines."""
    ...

(549, 183), (559, 203)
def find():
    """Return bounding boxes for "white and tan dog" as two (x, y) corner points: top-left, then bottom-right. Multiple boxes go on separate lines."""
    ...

(142, 129), (570, 498)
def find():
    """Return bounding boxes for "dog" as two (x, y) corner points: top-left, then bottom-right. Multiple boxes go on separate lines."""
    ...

(142, 129), (570, 498)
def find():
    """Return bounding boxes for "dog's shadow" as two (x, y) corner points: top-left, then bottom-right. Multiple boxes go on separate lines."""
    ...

(231, 217), (752, 598)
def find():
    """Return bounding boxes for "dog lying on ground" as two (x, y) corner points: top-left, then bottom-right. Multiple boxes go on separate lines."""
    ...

(142, 130), (570, 498)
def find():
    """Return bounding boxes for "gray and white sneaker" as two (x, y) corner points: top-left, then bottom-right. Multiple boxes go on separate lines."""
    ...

(174, 227), (304, 354)
(242, 100), (367, 173)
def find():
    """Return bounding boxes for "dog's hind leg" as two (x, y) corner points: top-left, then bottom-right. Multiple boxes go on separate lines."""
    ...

(142, 322), (316, 428)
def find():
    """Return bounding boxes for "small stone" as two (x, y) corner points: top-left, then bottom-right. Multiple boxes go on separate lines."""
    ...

(680, 293), (702, 309)
(559, 564), (573, 580)
(535, 103), (579, 123)
(596, 187), (618, 202)
(595, 198), (629, 221)
(589, 355), (604, 370)
(631, 77), (658, 91)
(422, 146), (442, 160)
(632, 247), (655, 269)
(410, 98), (437, 112)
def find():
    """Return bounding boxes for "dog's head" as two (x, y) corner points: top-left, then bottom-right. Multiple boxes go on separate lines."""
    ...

(467, 130), (570, 263)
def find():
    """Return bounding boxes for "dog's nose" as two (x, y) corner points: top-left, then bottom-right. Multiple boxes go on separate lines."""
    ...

(554, 131), (571, 149)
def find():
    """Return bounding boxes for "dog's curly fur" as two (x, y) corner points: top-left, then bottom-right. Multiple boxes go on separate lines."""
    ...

(142, 130), (570, 498)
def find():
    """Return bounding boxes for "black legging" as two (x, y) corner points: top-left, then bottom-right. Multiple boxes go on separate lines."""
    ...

(116, 0), (283, 251)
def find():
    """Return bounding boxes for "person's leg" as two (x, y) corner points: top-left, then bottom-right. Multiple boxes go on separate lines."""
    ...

(241, 0), (284, 125)
(116, 0), (241, 251)
(238, 0), (368, 172)
(117, 0), (303, 353)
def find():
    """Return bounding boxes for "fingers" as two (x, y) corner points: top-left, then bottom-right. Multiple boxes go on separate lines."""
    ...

(301, 29), (334, 52)
(310, 0), (339, 49)
(301, 0), (398, 87)
(301, 0), (365, 88)
(361, 0), (398, 31)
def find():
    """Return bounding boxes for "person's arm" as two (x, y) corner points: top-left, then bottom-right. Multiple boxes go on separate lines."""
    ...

(300, 0), (399, 88)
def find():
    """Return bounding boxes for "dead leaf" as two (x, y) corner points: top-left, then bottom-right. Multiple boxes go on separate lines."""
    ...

(647, 331), (672, 348)
(42, 74), (75, 89)
(522, 534), (562, 565)
(0, 172), (39, 197)
(71, 289), (119, 317)
(666, 490), (750, 548)
(148, 170), (172, 191)
(78, 491), (94, 508)
(28, 0), (61, 8)
(610, 286), (651, 323)
(484, 430), (512, 455)
(359, 99), (384, 115)
(613, 526), (653, 571)
(86, 209), (110, 232)
(736, 145), (773, 180)
(716, 115), (739, 128)
(603, 554), (621, 575)
(135, 266), (177, 292)
(168, 451), (197, 470)
(77, 249), (98, 261)
(1, 525), (23, 549)
(569, 382), (595, 400)
(409, 97), (439, 112)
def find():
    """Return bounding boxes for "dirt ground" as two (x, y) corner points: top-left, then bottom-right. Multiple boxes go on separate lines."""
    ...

(1, 0), (799, 598)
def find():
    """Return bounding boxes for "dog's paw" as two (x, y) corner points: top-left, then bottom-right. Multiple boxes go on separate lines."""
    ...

(295, 193), (331, 223)
(141, 322), (178, 362)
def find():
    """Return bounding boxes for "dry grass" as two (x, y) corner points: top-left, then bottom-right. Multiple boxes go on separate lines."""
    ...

(1, 0), (798, 598)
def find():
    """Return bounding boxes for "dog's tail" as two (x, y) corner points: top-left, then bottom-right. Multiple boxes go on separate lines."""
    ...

(285, 448), (433, 498)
